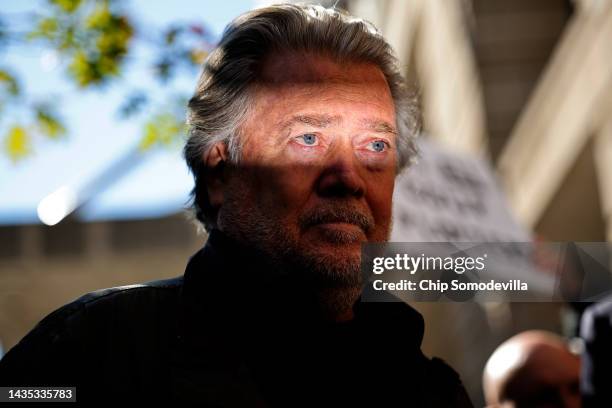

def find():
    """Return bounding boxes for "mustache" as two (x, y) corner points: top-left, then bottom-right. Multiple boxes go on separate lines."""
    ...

(298, 204), (375, 233)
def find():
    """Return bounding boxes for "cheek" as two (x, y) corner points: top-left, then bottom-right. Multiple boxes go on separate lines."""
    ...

(250, 163), (317, 216)
(366, 174), (395, 223)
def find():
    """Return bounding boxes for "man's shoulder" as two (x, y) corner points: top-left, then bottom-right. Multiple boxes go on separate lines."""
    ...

(581, 298), (612, 344)
(582, 299), (612, 326)
(0, 276), (184, 383)
(71, 275), (184, 310)
(424, 356), (463, 386)
(420, 356), (474, 407)
(33, 276), (184, 334)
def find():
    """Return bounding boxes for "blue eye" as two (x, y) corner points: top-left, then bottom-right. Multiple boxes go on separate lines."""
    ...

(369, 140), (388, 152)
(297, 133), (318, 146)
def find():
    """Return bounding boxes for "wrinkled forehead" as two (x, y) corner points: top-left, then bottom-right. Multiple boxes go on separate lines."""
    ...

(256, 51), (391, 88)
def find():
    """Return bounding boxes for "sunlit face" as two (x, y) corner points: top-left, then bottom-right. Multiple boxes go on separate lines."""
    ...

(217, 52), (398, 288)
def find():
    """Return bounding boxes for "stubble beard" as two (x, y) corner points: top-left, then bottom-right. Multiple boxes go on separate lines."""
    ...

(218, 184), (383, 318)
(219, 191), (364, 288)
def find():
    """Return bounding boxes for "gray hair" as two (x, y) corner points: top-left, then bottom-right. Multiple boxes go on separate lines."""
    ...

(184, 3), (420, 232)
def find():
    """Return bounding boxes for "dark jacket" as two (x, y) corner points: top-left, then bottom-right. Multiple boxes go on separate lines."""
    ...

(580, 298), (612, 408)
(0, 229), (472, 406)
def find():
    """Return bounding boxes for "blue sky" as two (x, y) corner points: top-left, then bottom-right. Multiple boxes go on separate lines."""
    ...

(0, 0), (254, 224)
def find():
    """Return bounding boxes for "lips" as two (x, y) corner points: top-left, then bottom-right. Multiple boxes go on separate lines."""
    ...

(310, 222), (366, 244)
(316, 221), (363, 231)
(303, 213), (372, 233)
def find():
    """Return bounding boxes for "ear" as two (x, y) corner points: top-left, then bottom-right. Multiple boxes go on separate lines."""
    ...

(203, 142), (229, 210)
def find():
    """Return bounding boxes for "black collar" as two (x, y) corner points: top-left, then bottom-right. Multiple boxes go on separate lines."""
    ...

(180, 228), (426, 347)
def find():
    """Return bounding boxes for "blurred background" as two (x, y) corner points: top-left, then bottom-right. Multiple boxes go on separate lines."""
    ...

(0, 0), (610, 405)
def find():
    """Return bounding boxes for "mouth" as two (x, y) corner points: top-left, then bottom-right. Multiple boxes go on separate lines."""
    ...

(315, 221), (362, 230)
(309, 221), (366, 243)
(299, 206), (374, 243)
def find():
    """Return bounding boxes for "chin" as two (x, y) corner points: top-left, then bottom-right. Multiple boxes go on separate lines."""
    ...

(304, 223), (367, 245)
(317, 241), (362, 259)
(293, 242), (363, 288)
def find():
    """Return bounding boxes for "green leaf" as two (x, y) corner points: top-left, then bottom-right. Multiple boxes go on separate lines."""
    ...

(0, 69), (19, 95)
(190, 48), (208, 65)
(139, 112), (185, 150)
(50, 0), (83, 13)
(68, 51), (111, 87)
(140, 121), (159, 150)
(35, 106), (66, 139)
(4, 126), (31, 162)
(27, 17), (59, 41)
(86, 2), (113, 30)
(154, 58), (173, 81)
(164, 27), (181, 45)
(63, 4), (133, 87)
(58, 25), (77, 50)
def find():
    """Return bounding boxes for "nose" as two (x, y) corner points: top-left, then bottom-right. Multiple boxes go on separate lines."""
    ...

(315, 142), (366, 199)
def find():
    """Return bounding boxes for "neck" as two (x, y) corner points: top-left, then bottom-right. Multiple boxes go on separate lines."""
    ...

(315, 287), (361, 322)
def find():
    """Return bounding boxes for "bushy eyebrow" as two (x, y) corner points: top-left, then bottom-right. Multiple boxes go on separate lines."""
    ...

(278, 113), (397, 136)
(360, 118), (398, 136)
(278, 114), (341, 132)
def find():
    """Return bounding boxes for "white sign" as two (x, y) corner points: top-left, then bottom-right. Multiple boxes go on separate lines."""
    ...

(392, 138), (530, 243)
(390, 138), (554, 293)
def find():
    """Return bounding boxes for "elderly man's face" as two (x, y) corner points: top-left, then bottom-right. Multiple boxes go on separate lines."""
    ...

(217, 52), (397, 287)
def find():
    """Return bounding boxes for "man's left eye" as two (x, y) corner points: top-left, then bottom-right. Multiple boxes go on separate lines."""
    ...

(367, 140), (389, 152)
(295, 133), (319, 146)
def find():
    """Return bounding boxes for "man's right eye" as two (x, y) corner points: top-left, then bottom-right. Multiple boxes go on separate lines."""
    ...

(294, 133), (319, 146)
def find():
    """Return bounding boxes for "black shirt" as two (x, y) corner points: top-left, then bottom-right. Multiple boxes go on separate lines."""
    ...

(0, 229), (472, 406)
